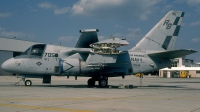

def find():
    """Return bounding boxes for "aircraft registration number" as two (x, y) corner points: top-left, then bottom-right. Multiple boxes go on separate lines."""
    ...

(44, 53), (58, 57)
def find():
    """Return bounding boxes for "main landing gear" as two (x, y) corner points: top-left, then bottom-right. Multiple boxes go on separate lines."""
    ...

(98, 77), (108, 87)
(87, 78), (95, 86)
(87, 76), (108, 88)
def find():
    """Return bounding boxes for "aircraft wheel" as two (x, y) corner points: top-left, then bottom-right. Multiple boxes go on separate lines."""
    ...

(87, 78), (95, 86)
(98, 78), (108, 88)
(25, 80), (32, 86)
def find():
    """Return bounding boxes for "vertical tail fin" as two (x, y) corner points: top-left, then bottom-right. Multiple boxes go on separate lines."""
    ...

(76, 29), (99, 48)
(131, 10), (184, 52)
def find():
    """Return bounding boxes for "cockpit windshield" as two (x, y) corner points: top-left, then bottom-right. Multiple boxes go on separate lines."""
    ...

(21, 47), (31, 55)
(30, 44), (45, 56)
(21, 44), (46, 56)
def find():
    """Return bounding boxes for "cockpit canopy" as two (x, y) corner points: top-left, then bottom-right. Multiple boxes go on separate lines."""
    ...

(21, 44), (46, 57)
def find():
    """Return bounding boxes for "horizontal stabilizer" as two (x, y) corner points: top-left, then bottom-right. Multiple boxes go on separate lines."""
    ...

(148, 49), (197, 59)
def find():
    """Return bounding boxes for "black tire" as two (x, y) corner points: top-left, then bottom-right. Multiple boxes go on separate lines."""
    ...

(87, 78), (95, 86)
(25, 80), (32, 86)
(98, 78), (108, 88)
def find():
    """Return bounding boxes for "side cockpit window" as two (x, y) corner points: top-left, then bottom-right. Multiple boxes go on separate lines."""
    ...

(21, 47), (31, 55)
(30, 44), (46, 56)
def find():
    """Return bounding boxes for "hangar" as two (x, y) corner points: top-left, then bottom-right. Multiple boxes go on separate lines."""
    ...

(0, 37), (41, 75)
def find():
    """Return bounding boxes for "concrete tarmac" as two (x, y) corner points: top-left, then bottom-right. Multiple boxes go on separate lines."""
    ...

(0, 75), (200, 112)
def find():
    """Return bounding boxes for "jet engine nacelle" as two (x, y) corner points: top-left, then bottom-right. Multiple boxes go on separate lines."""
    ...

(59, 58), (92, 75)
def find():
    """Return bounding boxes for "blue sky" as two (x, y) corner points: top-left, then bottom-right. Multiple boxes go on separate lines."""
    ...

(0, 0), (200, 62)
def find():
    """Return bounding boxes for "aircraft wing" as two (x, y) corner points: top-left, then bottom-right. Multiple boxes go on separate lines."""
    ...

(86, 53), (118, 64)
(148, 49), (197, 59)
(75, 29), (99, 48)
(72, 48), (91, 53)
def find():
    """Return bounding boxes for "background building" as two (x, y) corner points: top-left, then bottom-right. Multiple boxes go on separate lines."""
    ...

(160, 57), (200, 78)
(0, 37), (41, 75)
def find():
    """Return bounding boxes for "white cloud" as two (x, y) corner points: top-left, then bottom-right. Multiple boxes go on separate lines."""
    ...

(38, 2), (70, 15)
(58, 36), (74, 43)
(0, 12), (12, 18)
(29, 6), (38, 12)
(126, 28), (141, 38)
(186, 0), (200, 5)
(0, 31), (26, 37)
(115, 24), (122, 28)
(190, 21), (200, 26)
(113, 33), (124, 38)
(113, 28), (143, 40)
(139, 11), (151, 20)
(38, 0), (162, 19)
(71, 0), (162, 20)
(54, 7), (70, 15)
(161, 5), (173, 12)
(174, 0), (200, 5)
(195, 6), (200, 12)
(0, 27), (4, 31)
(191, 38), (200, 43)
(127, 28), (141, 33)
(0, 27), (35, 39)
(38, 2), (56, 9)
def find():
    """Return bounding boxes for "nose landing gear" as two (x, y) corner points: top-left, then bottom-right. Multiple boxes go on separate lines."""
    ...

(15, 77), (32, 86)
(24, 80), (32, 86)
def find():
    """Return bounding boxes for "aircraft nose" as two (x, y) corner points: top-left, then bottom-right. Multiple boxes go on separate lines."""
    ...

(1, 58), (14, 71)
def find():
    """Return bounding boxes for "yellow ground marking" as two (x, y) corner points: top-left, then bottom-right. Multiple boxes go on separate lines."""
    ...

(0, 97), (109, 101)
(0, 103), (95, 112)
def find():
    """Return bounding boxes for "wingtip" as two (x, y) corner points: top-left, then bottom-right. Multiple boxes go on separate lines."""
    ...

(190, 49), (198, 53)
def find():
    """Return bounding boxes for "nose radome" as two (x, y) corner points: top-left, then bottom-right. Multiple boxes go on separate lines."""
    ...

(1, 58), (14, 71)
(1, 61), (7, 70)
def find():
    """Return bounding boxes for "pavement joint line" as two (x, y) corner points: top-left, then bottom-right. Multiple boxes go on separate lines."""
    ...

(1, 95), (200, 102)
(0, 103), (96, 112)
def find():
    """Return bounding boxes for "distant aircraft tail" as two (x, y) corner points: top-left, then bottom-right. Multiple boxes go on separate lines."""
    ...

(131, 10), (184, 52)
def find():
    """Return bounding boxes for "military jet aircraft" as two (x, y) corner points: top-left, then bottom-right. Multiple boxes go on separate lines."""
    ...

(1, 10), (197, 87)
